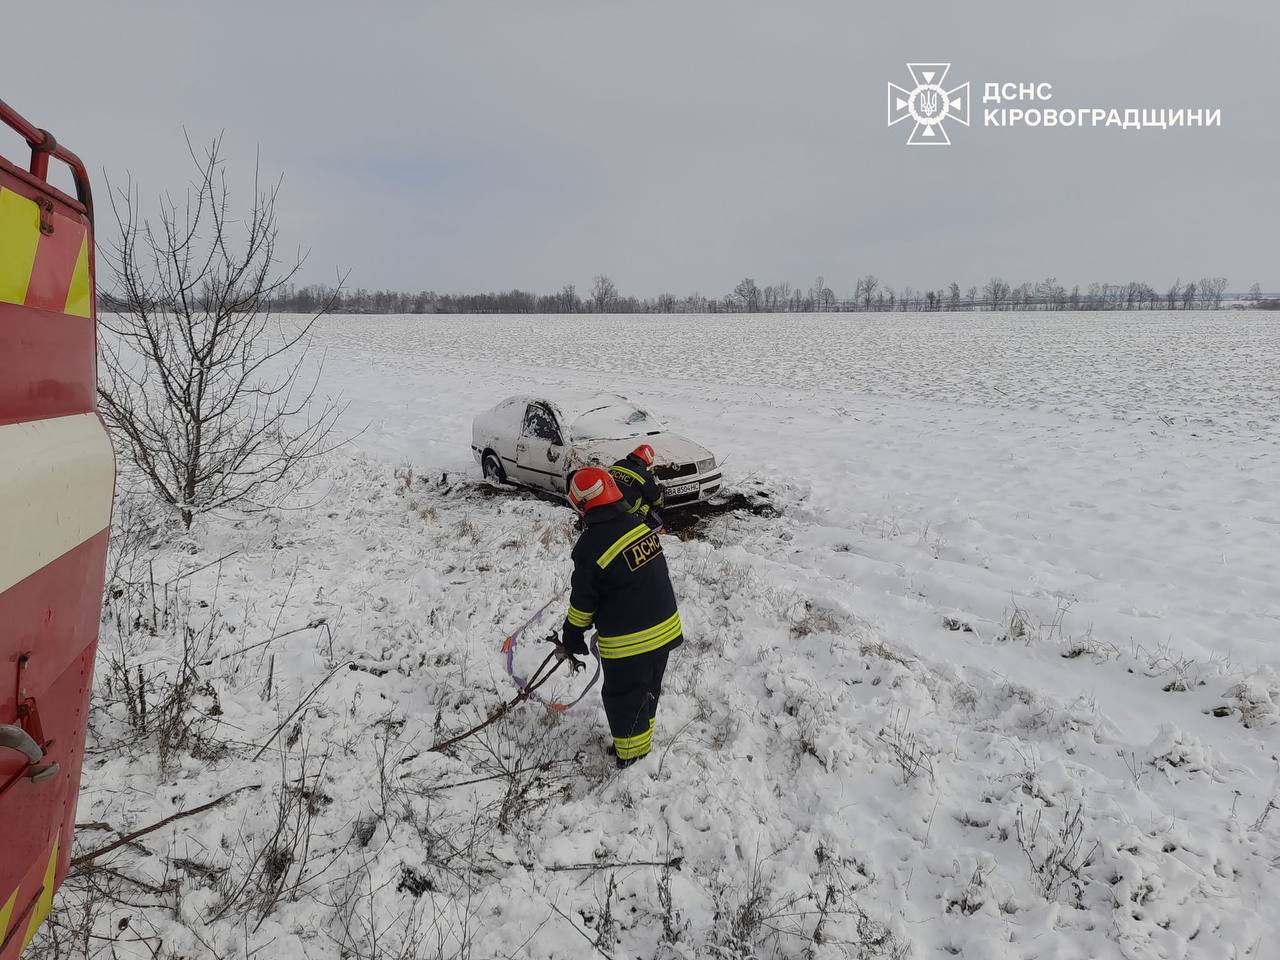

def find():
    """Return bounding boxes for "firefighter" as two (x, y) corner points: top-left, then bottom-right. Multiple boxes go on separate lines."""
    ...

(560, 466), (682, 768)
(609, 443), (665, 528)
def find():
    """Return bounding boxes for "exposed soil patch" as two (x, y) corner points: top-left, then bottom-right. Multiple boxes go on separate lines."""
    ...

(663, 492), (781, 540)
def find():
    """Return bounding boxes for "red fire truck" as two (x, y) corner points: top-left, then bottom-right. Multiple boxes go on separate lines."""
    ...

(0, 99), (114, 957)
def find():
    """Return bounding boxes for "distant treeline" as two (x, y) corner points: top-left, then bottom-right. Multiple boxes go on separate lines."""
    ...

(104, 275), (1278, 315)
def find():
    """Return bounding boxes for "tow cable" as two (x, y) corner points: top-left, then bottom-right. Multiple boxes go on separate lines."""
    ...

(394, 593), (603, 762)
(501, 590), (601, 712)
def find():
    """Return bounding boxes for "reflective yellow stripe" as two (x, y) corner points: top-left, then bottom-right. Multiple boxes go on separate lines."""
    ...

(0, 188), (41, 306)
(567, 604), (594, 628)
(610, 464), (645, 485)
(0, 888), (17, 947)
(655, 494), (665, 506)
(600, 611), (681, 647)
(64, 231), (91, 317)
(597, 524), (651, 569)
(625, 497), (643, 515)
(599, 622), (681, 659)
(597, 611), (681, 658)
(19, 833), (59, 952)
(614, 727), (653, 760)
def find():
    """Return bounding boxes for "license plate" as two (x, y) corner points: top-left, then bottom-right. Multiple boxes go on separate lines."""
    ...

(667, 481), (699, 497)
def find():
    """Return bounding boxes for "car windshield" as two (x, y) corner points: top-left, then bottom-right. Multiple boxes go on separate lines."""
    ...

(569, 401), (662, 441)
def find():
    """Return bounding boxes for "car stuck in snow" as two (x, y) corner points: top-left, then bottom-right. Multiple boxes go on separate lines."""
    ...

(471, 393), (722, 508)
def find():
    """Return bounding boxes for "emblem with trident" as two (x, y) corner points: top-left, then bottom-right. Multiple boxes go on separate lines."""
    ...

(887, 63), (970, 145)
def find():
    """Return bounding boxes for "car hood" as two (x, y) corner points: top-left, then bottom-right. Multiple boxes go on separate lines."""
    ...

(571, 431), (713, 468)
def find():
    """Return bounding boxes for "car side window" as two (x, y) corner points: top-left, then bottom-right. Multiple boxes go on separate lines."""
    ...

(522, 404), (562, 444)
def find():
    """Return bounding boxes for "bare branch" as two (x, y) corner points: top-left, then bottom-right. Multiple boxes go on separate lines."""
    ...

(100, 139), (348, 527)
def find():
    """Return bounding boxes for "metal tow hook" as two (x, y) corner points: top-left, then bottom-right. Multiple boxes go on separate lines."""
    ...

(544, 634), (585, 675)
(0, 724), (58, 782)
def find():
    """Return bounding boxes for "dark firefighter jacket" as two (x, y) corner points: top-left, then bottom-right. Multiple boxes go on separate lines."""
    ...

(562, 504), (682, 660)
(609, 453), (664, 519)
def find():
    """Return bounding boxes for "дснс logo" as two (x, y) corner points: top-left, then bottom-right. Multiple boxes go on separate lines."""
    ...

(887, 63), (970, 145)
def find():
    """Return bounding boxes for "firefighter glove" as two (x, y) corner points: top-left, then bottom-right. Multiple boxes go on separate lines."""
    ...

(548, 631), (587, 671)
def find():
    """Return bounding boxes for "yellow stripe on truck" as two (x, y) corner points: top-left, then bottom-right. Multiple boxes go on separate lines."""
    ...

(0, 889), (16, 947)
(0, 188), (41, 306)
(64, 231), (91, 318)
(19, 834), (59, 954)
(0, 413), (115, 596)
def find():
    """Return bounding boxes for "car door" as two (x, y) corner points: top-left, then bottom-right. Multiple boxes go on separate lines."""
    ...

(477, 398), (525, 478)
(515, 403), (567, 491)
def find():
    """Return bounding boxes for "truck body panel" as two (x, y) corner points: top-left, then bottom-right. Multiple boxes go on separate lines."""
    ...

(0, 99), (113, 958)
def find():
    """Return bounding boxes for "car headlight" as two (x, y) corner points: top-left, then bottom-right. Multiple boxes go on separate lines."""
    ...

(696, 457), (716, 474)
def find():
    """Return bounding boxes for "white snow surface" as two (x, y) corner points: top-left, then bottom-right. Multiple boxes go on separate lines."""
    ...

(61, 312), (1279, 960)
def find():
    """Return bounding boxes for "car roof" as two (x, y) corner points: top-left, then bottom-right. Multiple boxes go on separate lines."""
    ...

(500, 391), (638, 423)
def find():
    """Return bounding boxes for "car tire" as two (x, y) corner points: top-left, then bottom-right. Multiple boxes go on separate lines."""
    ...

(482, 451), (507, 485)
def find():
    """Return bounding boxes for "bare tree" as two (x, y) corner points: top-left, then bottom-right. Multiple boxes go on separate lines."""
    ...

(811, 275), (834, 312)
(1034, 277), (1064, 310)
(860, 275), (878, 311)
(99, 136), (347, 528)
(1249, 282), (1262, 303)
(981, 277), (1010, 310)
(590, 274), (619, 313)
(732, 277), (762, 312)
(556, 283), (580, 312)
(1198, 276), (1227, 309)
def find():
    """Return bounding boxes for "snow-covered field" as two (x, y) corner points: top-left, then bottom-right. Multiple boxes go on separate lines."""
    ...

(55, 312), (1279, 960)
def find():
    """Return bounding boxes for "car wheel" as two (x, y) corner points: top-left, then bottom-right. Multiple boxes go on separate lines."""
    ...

(482, 451), (507, 485)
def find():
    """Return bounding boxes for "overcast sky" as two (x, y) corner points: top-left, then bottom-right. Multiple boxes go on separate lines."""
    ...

(4, 1), (1276, 297)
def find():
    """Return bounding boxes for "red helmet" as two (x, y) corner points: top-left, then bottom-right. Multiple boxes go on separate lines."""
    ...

(568, 466), (624, 514)
(632, 444), (656, 467)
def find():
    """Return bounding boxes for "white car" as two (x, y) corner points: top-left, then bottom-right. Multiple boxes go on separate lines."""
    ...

(471, 393), (722, 509)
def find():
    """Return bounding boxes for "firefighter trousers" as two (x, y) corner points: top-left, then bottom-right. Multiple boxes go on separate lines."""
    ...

(601, 644), (671, 761)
